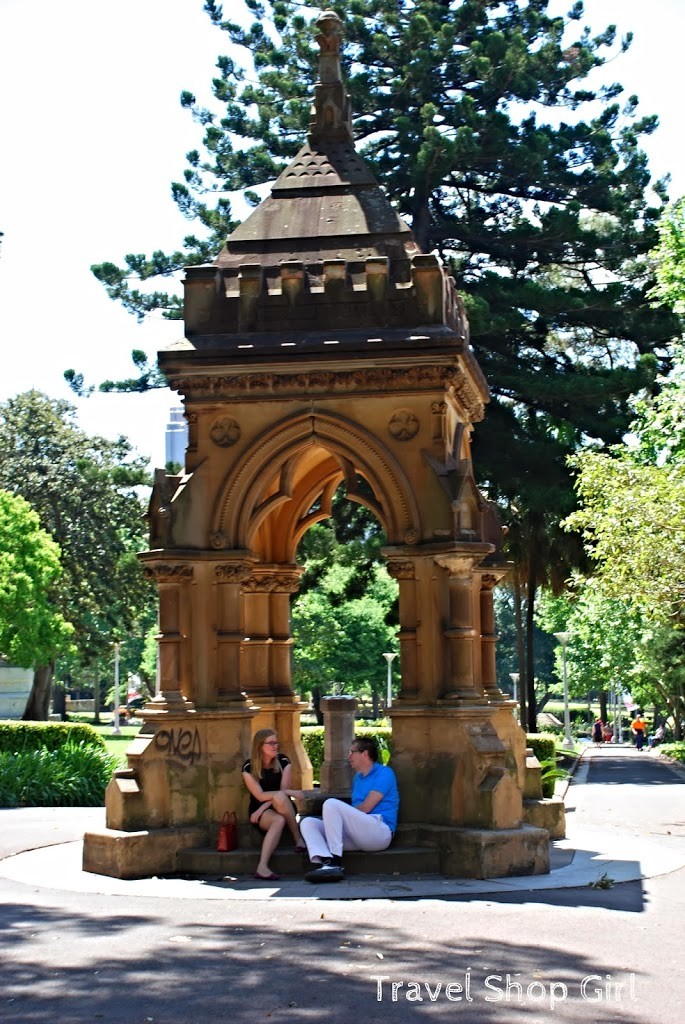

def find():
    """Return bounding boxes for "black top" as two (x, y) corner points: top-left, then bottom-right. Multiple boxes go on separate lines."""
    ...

(242, 753), (290, 816)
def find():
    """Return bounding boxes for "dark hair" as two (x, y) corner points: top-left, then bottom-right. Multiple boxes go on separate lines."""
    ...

(352, 736), (379, 762)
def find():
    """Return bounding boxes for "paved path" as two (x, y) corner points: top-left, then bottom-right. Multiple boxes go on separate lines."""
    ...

(0, 746), (683, 1023)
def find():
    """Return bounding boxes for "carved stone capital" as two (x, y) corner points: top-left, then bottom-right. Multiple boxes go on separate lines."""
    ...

(214, 563), (253, 583)
(242, 572), (302, 594)
(386, 559), (416, 581)
(143, 564), (194, 584)
(434, 554), (478, 577)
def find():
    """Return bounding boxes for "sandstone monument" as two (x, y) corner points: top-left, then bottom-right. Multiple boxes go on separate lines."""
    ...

(83, 11), (552, 880)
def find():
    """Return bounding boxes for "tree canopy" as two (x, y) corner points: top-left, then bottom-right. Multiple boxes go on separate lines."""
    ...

(0, 490), (74, 668)
(651, 196), (685, 316)
(0, 392), (154, 718)
(564, 350), (685, 734)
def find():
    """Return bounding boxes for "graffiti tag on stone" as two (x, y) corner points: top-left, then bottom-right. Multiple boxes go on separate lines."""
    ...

(154, 728), (201, 765)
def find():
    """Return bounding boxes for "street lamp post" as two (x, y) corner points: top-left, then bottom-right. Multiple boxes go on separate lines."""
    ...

(553, 631), (573, 749)
(382, 652), (398, 710)
(112, 641), (122, 736)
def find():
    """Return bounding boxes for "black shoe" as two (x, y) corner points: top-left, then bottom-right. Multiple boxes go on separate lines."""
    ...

(304, 857), (345, 883)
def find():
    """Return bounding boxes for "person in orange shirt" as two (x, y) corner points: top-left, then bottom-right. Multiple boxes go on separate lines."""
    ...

(631, 713), (647, 751)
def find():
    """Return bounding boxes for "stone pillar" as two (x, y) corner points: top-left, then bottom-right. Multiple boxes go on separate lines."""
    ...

(479, 572), (507, 703)
(268, 567), (302, 697)
(386, 558), (419, 702)
(320, 695), (358, 794)
(242, 571), (273, 697)
(215, 560), (254, 705)
(141, 561), (194, 713)
(435, 554), (482, 703)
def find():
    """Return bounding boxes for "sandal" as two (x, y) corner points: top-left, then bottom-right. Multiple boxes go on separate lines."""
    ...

(253, 871), (280, 881)
(294, 844), (307, 854)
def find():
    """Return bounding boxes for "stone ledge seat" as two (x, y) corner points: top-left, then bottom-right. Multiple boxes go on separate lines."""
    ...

(176, 821), (549, 880)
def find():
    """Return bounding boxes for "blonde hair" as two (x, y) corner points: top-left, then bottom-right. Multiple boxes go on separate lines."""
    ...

(250, 729), (281, 781)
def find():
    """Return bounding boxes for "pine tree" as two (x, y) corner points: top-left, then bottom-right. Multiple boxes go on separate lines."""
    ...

(90, 1), (680, 723)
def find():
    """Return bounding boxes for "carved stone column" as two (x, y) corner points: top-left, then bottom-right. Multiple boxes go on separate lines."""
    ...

(385, 558), (419, 702)
(435, 554), (483, 704)
(267, 567), (302, 697)
(141, 561), (195, 713)
(241, 570), (273, 697)
(479, 572), (507, 702)
(215, 560), (254, 705)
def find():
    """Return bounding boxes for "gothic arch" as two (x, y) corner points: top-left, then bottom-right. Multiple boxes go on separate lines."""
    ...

(211, 409), (421, 558)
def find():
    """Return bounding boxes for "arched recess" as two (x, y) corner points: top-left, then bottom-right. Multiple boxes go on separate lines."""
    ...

(211, 410), (421, 559)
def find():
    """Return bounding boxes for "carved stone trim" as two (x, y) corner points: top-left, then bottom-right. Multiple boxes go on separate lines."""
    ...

(450, 376), (485, 424)
(170, 365), (460, 401)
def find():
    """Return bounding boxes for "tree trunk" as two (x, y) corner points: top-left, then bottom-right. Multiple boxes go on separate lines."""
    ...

(599, 690), (608, 723)
(93, 676), (101, 725)
(22, 663), (54, 721)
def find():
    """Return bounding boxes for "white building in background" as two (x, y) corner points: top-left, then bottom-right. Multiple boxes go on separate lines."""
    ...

(165, 406), (187, 469)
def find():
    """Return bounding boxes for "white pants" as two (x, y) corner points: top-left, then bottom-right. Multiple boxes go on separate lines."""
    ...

(300, 798), (392, 860)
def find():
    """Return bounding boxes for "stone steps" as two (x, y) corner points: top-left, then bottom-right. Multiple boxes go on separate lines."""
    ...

(177, 843), (440, 878)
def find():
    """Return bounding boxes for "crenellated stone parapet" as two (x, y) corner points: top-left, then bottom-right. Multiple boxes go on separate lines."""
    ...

(183, 253), (471, 342)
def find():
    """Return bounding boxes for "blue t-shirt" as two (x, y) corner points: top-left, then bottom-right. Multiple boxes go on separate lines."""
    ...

(351, 761), (399, 832)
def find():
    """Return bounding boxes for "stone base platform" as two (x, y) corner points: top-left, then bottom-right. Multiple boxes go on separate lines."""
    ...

(83, 820), (549, 881)
(82, 826), (207, 880)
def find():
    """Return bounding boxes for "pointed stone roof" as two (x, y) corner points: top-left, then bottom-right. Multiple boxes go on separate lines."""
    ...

(173, 8), (482, 400)
(216, 10), (418, 269)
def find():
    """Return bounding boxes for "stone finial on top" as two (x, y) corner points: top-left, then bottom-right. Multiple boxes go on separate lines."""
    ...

(316, 10), (343, 82)
(309, 10), (353, 143)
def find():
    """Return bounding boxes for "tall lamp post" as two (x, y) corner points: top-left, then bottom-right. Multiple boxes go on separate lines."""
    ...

(112, 641), (122, 736)
(382, 652), (398, 710)
(553, 631), (574, 749)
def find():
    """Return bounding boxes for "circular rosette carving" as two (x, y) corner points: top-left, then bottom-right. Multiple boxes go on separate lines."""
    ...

(210, 417), (241, 448)
(388, 409), (419, 442)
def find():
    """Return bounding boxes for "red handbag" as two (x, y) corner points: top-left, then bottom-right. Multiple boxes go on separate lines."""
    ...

(217, 811), (238, 852)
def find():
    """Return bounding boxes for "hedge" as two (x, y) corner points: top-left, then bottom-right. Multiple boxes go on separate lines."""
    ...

(0, 721), (105, 752)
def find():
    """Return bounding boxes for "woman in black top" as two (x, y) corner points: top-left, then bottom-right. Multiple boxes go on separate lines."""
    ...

(242, 728), (305, 880)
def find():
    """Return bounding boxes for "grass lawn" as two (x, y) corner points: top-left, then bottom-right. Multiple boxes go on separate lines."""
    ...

(67, 714), (141, 765)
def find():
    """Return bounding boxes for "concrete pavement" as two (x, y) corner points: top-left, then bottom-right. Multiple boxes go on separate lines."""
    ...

(1, 745), (684, 901)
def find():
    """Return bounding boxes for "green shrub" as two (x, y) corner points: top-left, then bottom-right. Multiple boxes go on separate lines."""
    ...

(659, 742), (685, 765)
(0, 721), (105, 753)
(526, 733), (558, 798)
(0, 742), (118, 807)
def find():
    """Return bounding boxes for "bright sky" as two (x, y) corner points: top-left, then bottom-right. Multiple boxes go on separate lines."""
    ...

(1, 0), (683, 470)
